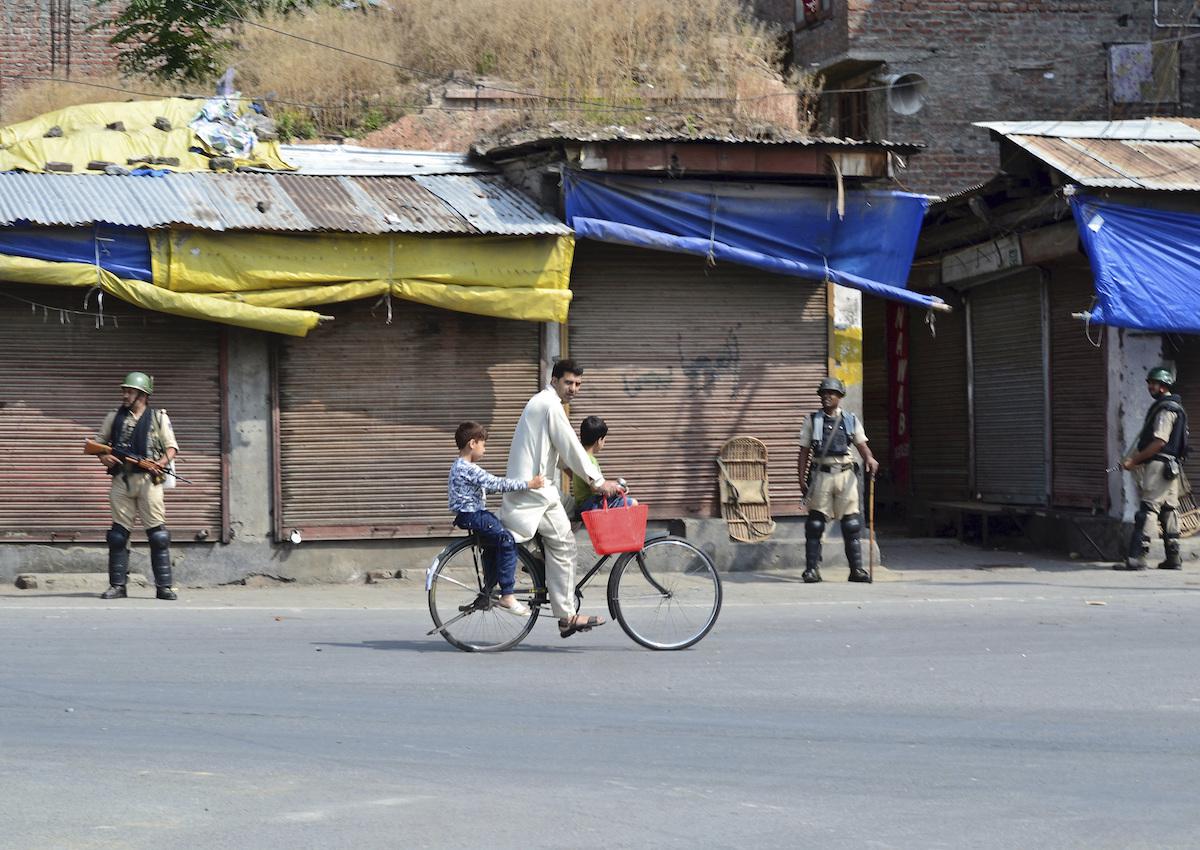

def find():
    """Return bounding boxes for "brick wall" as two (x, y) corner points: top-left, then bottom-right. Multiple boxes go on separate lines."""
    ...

(786, 1), (1200, 195)
(1, 0), (122, 113)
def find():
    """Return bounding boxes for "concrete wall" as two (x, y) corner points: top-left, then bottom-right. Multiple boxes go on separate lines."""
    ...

(1106, 327), (1165, 522)
(785, 1), (1200, 196)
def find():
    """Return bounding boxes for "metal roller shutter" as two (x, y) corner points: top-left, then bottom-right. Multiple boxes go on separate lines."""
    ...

(565, 243), (827, 519)
(275, 300), (540, 539)
(907, 305), (969, 501)
(0, 285), (225, 542)
(1048, 264), (1107, 510)
(970, 271), (1048, 504)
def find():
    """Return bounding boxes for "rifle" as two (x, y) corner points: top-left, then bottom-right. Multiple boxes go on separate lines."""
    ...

(83, 438), (193, 484)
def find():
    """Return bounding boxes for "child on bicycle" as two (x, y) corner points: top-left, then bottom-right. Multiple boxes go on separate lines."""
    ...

(449, 421), (544, 616)
(572, 416), (637, 517)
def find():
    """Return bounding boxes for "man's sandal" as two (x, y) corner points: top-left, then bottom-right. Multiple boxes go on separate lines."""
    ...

(559, 615), (605, 639)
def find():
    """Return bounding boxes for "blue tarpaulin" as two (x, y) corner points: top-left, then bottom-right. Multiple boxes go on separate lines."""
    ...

(563, 171), (939, 308)
(0, 224), (152, 282)
(1071, 194), (1200, 334)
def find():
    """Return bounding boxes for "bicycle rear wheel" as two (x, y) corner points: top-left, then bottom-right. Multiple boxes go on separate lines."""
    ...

(428, 538), (542, 652)
(607, 536), (722, 650)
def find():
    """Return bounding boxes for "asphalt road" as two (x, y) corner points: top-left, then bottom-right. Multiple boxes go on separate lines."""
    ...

(2, 564), (1198, 850)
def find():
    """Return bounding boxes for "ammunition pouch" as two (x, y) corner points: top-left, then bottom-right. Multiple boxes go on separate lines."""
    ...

(1156, 455), (1181, 479)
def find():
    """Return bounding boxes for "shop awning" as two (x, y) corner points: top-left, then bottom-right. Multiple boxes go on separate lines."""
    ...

(563, 171), (941, 309)
(1070, 194), (1200, 334)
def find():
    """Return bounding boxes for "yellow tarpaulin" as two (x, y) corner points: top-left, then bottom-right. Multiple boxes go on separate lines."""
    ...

(0, 229), (573, 335)
(0, 97), (293, 173)
(152, 229), (575, 325)
(0, 254), (323, 336)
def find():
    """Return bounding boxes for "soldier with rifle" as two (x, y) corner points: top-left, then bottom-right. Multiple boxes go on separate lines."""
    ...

(797, 377), (879, 583)
(1119, 367), (1189, 571)
(92, 372), (180, 600)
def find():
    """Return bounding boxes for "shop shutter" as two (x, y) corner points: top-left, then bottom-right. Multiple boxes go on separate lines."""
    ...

(565, 243), (827, 519)
(1048, 263), (1107, 510)
(970, 271), (1048, 504)
(275, 299), (540, 539)
(907, 305), (970, 501)
(0, 284), (224, 542)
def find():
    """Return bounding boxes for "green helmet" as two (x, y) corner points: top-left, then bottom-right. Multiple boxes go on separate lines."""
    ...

(1147, 367), (1175, 387)
(817, 377), (846, 396)
(121, 371), (154, 395)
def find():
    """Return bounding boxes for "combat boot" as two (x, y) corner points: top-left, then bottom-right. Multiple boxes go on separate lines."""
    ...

(803, 512), (825, 583)
(802, 537), (822, 583)
(147, 525), (176, 600)
(1119, 525), (1149, 570)
(842, 514), (871, 583)
(102, 524), (130, 599)
(1158, 538), (1182, 570)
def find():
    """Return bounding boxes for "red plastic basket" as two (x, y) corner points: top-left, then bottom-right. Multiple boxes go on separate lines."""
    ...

(581, 498), (649, 554)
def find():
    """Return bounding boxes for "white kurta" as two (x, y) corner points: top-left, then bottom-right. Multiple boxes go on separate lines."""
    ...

(500, 386), (602, 542)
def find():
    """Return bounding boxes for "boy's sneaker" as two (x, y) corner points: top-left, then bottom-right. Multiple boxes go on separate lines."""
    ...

(496, 599), (531, 617)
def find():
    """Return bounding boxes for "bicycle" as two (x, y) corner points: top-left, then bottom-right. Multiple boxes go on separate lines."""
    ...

(426, 523), (723, 652)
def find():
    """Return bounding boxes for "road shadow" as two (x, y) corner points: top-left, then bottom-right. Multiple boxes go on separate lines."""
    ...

(0, 592), (110, 599)
(311, 639), (595, 654)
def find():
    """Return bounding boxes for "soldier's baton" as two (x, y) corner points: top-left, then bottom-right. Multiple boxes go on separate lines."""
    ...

(868, 472), (876, 584)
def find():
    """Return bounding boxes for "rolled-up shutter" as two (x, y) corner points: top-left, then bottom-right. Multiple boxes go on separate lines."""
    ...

(908, 304), (969, 501)
(275, 300), (540, 539)
(970, 271), (1048, 504)
(1048, 263), (1107, 510)
(566, 243), (827, 519)
(0, 284), (224, 542)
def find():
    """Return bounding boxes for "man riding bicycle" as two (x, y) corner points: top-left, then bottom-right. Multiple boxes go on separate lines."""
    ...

(500, 359), (624, 639)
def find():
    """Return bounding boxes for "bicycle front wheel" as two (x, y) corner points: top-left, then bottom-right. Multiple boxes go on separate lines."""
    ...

(607, 536), (722, 650)
(428, 538), (541, 652)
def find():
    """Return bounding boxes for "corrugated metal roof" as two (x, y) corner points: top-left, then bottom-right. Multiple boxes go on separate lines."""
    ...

(478, 127), (923, 159)
(413, 174), (562, 236)
(278, 144), (491, 175)
(976, 119), (1200, 142)
(0, 172), (568, 235)
(976, 119), (1200, 190)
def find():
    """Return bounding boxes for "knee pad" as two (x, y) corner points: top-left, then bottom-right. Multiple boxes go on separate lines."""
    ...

(805, 512), (827, 539)
(106, 524), (130, 552)
(841, 513), (863, 537)
(146, 525), (170, 551)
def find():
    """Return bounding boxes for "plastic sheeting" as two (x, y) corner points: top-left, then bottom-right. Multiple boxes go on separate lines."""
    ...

(0, 98), (293, 173)
(0, 225), (151, 281)
(0, 224), (573, 334)
(1070, 194), (1200, 334)
(563, 171), (939, 308)
(0, 253), (323, 336)
(151, 229), (575, 324)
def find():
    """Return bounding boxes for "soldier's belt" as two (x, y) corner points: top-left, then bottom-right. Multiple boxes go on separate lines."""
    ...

(814, 462), (855, 474)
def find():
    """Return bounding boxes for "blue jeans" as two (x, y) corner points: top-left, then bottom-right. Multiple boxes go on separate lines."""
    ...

(453, 510), (518, 595)
(578, 494), (629, 516)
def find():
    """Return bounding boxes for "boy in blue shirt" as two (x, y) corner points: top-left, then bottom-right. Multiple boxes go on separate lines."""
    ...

(448, 421), (544, 615)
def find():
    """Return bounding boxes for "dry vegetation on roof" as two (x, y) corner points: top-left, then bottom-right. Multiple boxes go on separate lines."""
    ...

(0, 75), (181, 125)
(3, 0), (816, 143)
